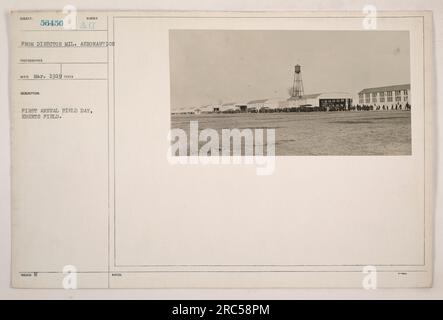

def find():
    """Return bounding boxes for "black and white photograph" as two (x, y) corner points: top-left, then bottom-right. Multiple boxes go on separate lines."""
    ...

(170, 30), (411, 155)
(3, 7), (438, 297)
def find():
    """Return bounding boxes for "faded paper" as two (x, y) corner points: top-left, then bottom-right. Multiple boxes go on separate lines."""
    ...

(10, 11), (434, 288)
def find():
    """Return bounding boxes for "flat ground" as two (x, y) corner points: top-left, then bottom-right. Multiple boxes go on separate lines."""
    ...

(171, 111), (411, 155)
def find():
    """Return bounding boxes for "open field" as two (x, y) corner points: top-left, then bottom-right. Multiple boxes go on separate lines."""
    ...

(171, 111), (411, 155)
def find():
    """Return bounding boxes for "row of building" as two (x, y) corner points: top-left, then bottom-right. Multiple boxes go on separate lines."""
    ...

(172, 84), (411, 115)
(358, 84), (410, 105)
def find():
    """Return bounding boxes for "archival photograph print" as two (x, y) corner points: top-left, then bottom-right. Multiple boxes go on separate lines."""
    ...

(169, 30), (411, 156)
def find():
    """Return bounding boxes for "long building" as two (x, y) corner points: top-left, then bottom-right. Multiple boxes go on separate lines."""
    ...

(174, 92), (354, 114)
(172, 84), (411, 115)
(357, 84), (410, 110)
(281, 92), (353, 111)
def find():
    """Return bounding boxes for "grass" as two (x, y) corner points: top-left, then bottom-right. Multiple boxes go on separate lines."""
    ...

(171, 111), (411, 156)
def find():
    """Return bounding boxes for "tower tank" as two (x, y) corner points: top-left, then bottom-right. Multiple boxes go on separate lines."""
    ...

(294, 64), (301, 74)
(291, 64), (304, 98)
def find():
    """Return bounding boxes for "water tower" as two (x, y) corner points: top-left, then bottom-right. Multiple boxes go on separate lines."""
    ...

(291, 64), (304, 98)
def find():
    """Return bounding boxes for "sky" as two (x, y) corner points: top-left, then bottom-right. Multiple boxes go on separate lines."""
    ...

(169, 30), (410, 110)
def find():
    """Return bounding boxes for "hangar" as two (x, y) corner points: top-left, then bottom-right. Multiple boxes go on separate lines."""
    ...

(248, 92), (354, 112)
(174, 91), (354, 115)
(172, 65), (357, 114)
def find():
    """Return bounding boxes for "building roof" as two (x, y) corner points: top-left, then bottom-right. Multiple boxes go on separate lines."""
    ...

(359, 84), (410, 94)
(247, 99), (268, 104)
(287, 93), (321, 101)
(195, 90), (358, 111)
(302, 93), (322, 99)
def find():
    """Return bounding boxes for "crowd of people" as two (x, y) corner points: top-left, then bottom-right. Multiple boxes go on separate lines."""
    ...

(253, 103), (412, 113)
(350, 103), (411, 111)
